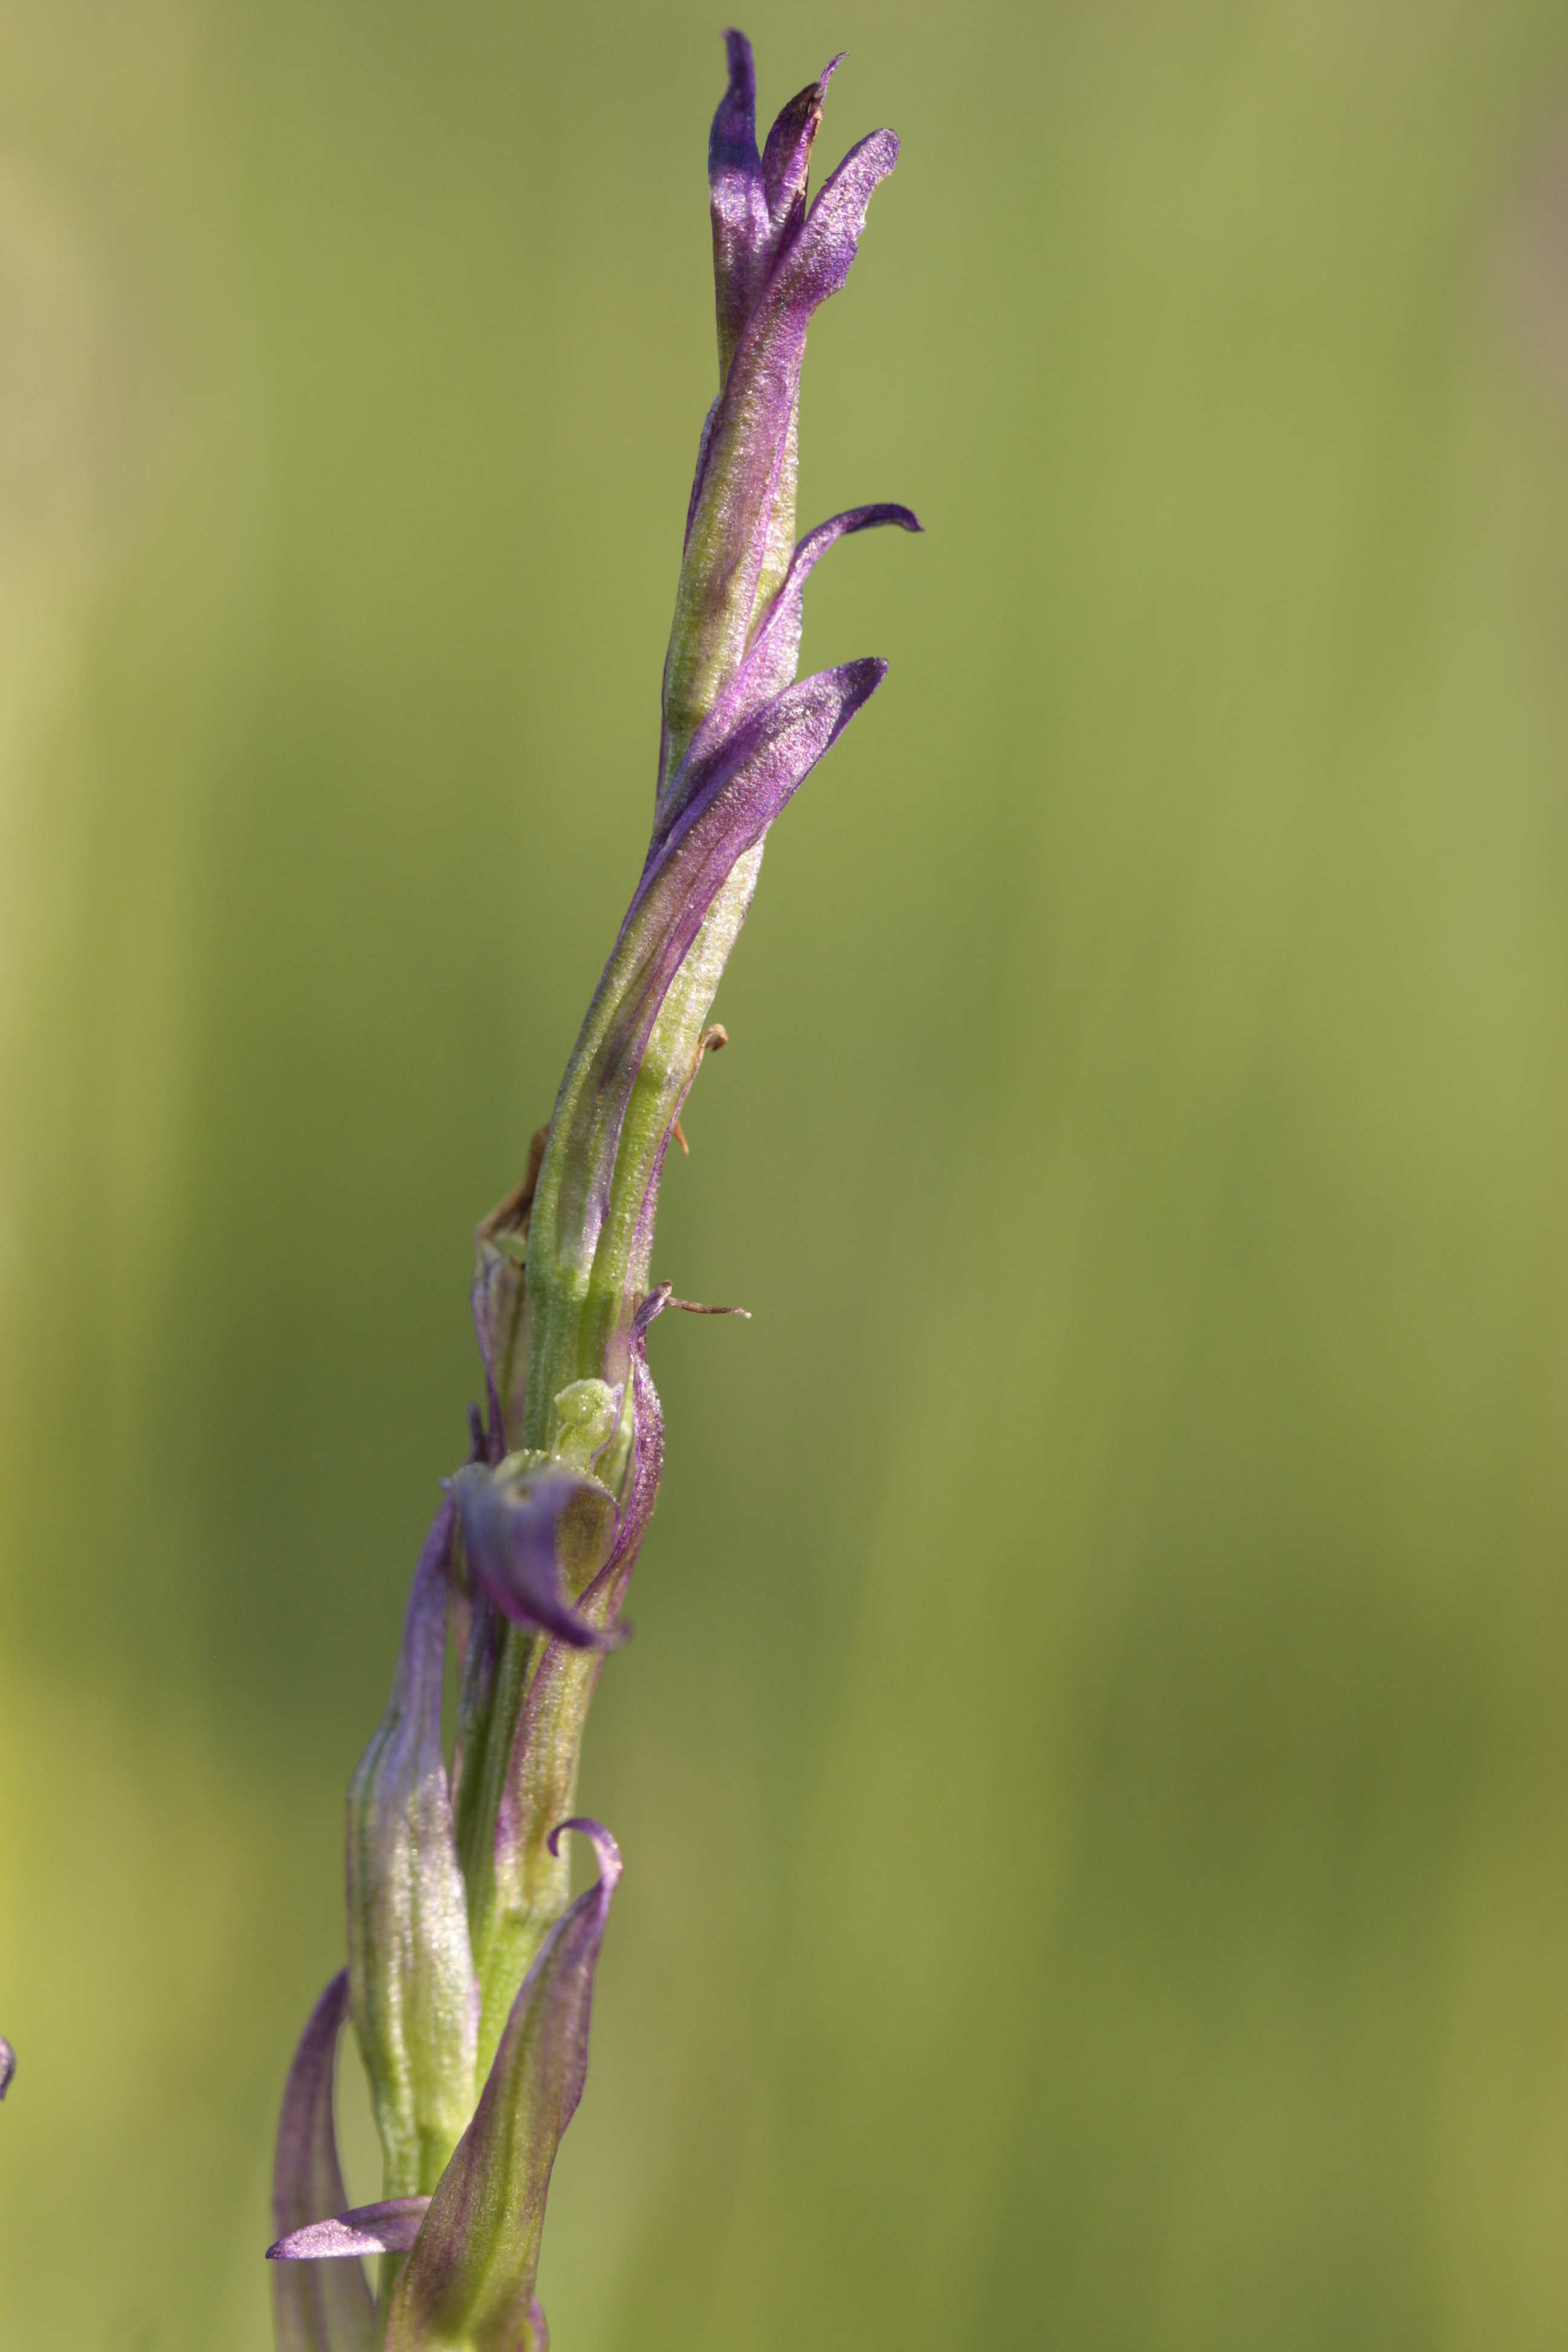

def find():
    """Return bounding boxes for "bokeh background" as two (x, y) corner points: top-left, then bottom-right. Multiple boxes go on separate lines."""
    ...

(5, 1), (1568, 2344)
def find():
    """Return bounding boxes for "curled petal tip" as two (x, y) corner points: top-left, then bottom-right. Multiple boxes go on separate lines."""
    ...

(448, 1462), (616, 1651)
(267, 2197), (432, 2261)
(547, 1815), (624, 1893)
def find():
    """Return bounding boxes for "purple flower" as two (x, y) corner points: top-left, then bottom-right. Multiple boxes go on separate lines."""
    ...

(446, 1457), (620, 1654)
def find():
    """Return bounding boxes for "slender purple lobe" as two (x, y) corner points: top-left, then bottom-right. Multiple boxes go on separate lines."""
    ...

(448, 1461), (620, 1651)
(384, 1824), (622, 2352)
(710, 31), (768, 376)
(269, 2198), (431, 2261)
(347, 1503), (480, 2200)
(638, 659), (889, 967)
(269, 1973), (377, 2352)
(0, 2038), (13, 2100)
(528, 2301), (550, 2350)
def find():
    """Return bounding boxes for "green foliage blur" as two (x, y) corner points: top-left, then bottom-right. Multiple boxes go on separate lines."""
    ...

(5, 1), (1568, 2344)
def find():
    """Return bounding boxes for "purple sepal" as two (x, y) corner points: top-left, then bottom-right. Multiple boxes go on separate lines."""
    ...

(269, 1973), (377, 2352)
(383, 1823), (622, 2352)
(347, 1503), (480, 2200)
(448, 1462), (622, 1651)
(708, 30), (768, 376)
(268, 2198), (431, 2261)
(648, 658), (889, 940)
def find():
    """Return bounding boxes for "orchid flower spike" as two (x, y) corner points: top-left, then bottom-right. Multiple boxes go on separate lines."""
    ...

(268, 33), (915, 2345)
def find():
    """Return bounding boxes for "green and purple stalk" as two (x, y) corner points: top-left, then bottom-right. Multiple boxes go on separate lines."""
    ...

(267, 34), (916, 2348)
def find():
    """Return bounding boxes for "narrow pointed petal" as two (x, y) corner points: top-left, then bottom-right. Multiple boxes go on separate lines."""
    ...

(760, 56), (843, 234)
(664, 126), (899, 772)
(678, 504), (922, 802)
(270, 1974), (377, 2352)
(0, 2037), (13, 2099)
(528, 2301), (549, 2350)
(347, 1504), (480, 2200)
(448, 1461), (619, 1651)
(384, 1823), (622, 2352)
(269, 2198), (432, 2261)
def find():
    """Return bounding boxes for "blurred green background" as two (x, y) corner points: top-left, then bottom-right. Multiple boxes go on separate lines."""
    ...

(5, 1), (1568, 2344)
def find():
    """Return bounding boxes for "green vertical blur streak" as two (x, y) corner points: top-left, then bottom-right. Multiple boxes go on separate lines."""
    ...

(4, 2), (1568, 2348)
